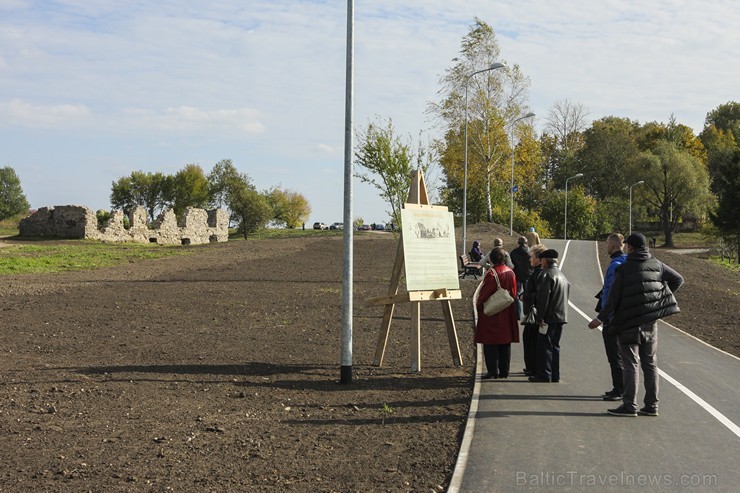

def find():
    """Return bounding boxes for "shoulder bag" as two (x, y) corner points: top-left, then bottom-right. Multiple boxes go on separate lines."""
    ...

(483, 268), (515, 316)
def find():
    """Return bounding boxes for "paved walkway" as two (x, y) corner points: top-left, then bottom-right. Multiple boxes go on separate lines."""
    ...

(449, 239), (740, 492)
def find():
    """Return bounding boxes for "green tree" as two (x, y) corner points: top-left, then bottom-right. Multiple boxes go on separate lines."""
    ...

(540, 186), (600, 240)
(267, 187), (311, 229)
(704, 101), (740, 141)
(164, 164), (211, 217)
(430, 18), (531, 223)
(631, 142), (711, 247)
(0, 166), (30, 221)
(708, 148), (740, 262)
(230, 188), (273, 238)
(355, 117), (428, 226)
(110, 171), (167, 222)
(543, 99), (588, 189)
(577, 116), (640, 200)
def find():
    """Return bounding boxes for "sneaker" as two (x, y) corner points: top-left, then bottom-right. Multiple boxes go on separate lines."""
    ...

(603, 390), (622, 401)
(638, 406), (659, 416)
(607, 405), (637, 417)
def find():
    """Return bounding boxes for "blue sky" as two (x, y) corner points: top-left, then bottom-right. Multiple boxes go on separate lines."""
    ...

(1, 0), (738, 225)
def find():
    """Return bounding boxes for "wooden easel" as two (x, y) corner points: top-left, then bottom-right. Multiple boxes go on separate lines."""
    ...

(368, 170), (463, 372)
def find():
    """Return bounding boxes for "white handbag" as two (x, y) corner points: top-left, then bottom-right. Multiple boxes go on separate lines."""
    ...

(482, 269), (515, 316)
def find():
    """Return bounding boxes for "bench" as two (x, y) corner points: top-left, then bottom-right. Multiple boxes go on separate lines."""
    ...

(459, 254), (484, 279)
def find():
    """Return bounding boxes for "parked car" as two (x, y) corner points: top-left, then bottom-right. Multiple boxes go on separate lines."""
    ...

(313, 222), (328, 230)
(329, 222), (344, 230)
(375, 223), (385, 231)
(358, 224), (371, 231)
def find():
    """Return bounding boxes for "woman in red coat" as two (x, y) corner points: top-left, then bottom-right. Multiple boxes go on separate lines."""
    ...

(475, 248), (520, 379)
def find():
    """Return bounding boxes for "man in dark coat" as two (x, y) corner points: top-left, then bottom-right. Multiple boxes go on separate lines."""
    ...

(529, 249), (570, 383)
(589, 232), (684, 417)
(510, 236), (533, 320)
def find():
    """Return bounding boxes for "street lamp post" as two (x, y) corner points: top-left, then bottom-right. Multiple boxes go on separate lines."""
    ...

(564, 173), (583, 240)
(509, 112), (535, 236)
(462, 62), (504, 256)
(628, 180), (644, 235)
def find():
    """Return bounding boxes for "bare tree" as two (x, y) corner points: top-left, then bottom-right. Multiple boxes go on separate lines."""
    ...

(545, 99), (589, 155)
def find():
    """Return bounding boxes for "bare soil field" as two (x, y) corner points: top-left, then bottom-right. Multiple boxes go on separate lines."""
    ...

(0, 226), (736, 492)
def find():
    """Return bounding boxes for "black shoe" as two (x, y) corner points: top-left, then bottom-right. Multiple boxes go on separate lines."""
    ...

(499, 374), (508, 379)
(528, 376), (550, 382)
(607, 405), (637, 417)
(603, 391), (622, 401)
(638, 406), (659, 416)
(602, 388), (618, 397)
(481, 373), (498, 380)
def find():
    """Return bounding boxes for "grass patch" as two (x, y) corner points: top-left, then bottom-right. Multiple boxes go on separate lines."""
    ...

(0, 241), (191, 275)
(708, 257), (740, 273)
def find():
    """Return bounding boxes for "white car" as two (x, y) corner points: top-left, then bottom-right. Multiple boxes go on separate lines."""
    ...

(313, 222), (328, 230)
(329, 222), (344, 230)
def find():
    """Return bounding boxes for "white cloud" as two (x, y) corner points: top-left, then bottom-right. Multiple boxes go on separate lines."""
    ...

(315, 144), (335, 154)
(124, 106), (264, 135)
(0, 99), (91, 128)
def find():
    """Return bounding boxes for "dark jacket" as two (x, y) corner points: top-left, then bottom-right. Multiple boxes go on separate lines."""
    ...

(510, 245), (533, 283)
(469, 241), (484, 262)
(536, 262), (570, 324)
(522, 265), (543, 320)
(598, 249), (684, 339)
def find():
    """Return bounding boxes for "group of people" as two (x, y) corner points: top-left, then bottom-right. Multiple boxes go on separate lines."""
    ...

(470, 230), (684, 417)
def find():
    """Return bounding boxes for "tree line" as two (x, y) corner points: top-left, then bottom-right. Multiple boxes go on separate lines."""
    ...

(355, 18), (738, 260)
(109, 160), (311, 238)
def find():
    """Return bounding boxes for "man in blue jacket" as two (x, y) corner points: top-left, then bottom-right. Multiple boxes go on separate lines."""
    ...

(588, 233), (627, 401)
(589, 232), (684, 417)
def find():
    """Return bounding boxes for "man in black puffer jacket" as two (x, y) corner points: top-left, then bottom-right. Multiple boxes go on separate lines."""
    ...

(592, 232), (684, 417)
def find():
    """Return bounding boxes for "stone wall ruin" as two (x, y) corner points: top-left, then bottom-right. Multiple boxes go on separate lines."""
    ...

(19, 205), (228, 245)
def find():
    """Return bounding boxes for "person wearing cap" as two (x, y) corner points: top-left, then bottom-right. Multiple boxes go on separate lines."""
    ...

(520, 243), (547, 376)
(589, 232), (684, 417)
(588, 233), (627, 402)
(510, 236), (533, 320)
(529, 248), (570, 383)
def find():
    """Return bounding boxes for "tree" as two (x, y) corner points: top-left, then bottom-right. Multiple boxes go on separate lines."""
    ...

(540, 186), (600, 240)
(0, 166), (30, 221)
(429, 18), (531, 223)
(704, 101), (740, 141)
(708, 148), (740, 262)
(208, 159), (245, 209)
(355, 117), (428, 226)
(631, 142), (711, 247)
(266, 188), (311, 229)
(164, 164), (211, 217)
(230, 188), (273, 238)
(110, 171), (167, 222)
(576, 116), (640, 200)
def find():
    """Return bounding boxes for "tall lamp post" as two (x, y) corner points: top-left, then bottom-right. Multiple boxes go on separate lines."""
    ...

(628, 180), (644, 235)
(564, 173), (583, 240)
(508, 112), (535, 236)
(462, 62), (504, 255)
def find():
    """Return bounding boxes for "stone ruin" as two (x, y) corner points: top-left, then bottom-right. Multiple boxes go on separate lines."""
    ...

(19, 205), (229, 245)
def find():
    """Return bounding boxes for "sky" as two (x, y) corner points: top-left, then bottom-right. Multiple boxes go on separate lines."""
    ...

(1, 0), (738, 226)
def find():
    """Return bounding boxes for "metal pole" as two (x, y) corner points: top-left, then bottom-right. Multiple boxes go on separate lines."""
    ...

(509, 124), (515, 236)
(628, 180), (643, 236)
(564, 173), (583, 240)
(340, 0), (354, 385)
(508, 113), (534, 236)
(462, 83), (469, 256)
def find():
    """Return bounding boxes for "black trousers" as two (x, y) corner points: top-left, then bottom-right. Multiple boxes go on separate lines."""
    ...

(483, 344), (511, 378)
(522, 324), (539, 374)
(535, 323), (563, 382)
(602, 322), (624, 393)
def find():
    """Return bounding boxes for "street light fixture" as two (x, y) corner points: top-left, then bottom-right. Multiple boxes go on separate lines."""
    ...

(462, 62), (504, 255)
(628, 180), (644, 235)
(564, 173), (584, 240)
(508, 112), (535, 236)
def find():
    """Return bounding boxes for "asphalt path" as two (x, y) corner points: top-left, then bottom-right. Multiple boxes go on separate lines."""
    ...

(451, 239), (739, 492)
